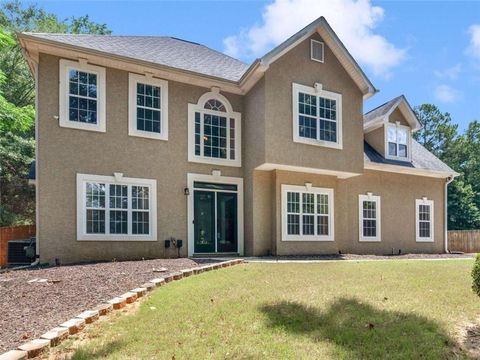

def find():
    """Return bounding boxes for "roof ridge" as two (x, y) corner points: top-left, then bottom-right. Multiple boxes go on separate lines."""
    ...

(364, 95), (404, 116)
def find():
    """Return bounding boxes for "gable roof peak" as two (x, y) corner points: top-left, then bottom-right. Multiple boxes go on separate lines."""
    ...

(364, 94), (421, 131)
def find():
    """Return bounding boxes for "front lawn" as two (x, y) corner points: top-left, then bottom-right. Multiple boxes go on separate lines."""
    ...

(59, 260), (478, 359)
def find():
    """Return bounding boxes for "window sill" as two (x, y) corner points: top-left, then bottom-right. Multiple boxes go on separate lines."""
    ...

(415, 238), (434, 243)
(282, 237), (334, 242)
(188, 155), (241, 168)
(293, 137), (343, 150)
(59, 119), (105, 133)
(77, 235), (157, 241)
(359, 238), (381, 242)
(128, 129), (168, 141)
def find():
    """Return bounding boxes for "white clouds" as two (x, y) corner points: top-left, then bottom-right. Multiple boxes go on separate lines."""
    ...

(223, 0), (406, 77)
(434, 63), (462, 80)
(467, 24), (480, 60)
(434, 84), (462, 103)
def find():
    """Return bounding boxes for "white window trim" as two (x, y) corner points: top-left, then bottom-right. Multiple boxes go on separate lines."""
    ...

(416, 198), (434, 242)
(59, 59), (106, 132)
(187, 91), (242, 167)
(310, 39), (325, 63)
(292, 83), (343, 150)
(384, 122), (412, 161)
(281, 184), (334, 241)
(359, 193), (381, 242)
(128, 73), (168, 140)
(76, 173), (157, 241)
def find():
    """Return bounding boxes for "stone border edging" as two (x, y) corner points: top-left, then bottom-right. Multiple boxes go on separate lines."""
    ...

(0, 259), (244, 360)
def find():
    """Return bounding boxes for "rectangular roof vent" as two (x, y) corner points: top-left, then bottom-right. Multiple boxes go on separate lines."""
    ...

(311, 39), (324, 63)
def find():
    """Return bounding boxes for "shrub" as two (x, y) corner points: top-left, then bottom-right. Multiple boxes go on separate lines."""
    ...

(472, 254), (480, 296)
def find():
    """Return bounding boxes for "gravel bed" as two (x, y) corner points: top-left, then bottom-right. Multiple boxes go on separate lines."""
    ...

(252, 253), (475, 261)
(0, 258), (216, 353)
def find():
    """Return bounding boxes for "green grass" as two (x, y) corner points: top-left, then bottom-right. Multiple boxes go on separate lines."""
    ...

(63, 260), (478, 359)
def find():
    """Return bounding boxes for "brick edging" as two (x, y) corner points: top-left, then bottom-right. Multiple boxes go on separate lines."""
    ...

(0, 259), (244, 360)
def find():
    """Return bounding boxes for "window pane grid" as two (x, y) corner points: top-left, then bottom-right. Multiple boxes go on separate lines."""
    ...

(69, 69), (97, 124)
(136, 82), (161, 134)
(203, 114), (227, 159)
(286, 190), (330, 237)
(298, 91), (337, 143)
(388, 126), (408, 158)
(361, 200), (378, 238)
(84, 182), (151, 237)
(418, 204), (432, 238)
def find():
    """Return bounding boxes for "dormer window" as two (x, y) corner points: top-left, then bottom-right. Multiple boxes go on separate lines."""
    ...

(385, 123), (410, 161)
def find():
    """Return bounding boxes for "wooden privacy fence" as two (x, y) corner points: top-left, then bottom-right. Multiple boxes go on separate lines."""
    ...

(0, 225), (36, 267)
(448, 230), (480, 253)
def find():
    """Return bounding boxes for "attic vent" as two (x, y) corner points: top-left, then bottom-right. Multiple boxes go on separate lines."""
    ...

(311, 39), (324, 63)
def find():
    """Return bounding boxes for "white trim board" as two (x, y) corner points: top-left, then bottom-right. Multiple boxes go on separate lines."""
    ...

(186, 173), (244, 257)
(292, 82), (343, 150)
(59, 59), (106, 132)
(358, 193), (381, 242)
(281, 184), (334, 242)
(416, 198), (434, 242)
(76, 173), (157, 241)
(128, 73), (169, 141)
(187, 91), (242, 167)
(256, 163), (360, 179)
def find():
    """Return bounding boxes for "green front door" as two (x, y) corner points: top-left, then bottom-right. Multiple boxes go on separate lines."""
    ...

(193, 185), (238, 254)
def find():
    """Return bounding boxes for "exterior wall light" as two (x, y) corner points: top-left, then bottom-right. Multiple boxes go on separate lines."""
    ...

(184, 187), (190, 196)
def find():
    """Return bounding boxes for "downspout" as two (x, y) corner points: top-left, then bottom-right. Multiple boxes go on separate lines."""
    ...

(33, 59), (40, 265)
(444, 175), (454, 253)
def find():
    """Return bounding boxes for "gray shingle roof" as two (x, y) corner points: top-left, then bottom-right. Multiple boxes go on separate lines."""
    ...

(364, 140), (456, 174)
(23, 33), (250, 82)
(364, 95), (404, 125)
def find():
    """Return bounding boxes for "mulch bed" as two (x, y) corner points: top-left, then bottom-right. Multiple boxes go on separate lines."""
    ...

(253, 253), (475, 261)
(0, 258), (215, 353)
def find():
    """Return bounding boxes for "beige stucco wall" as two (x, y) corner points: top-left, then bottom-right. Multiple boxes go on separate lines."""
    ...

(37, 53), (244, 264)
(263, 33), (365, 175)
(250, 169), (445, 256)
(365, 126), (385, 156)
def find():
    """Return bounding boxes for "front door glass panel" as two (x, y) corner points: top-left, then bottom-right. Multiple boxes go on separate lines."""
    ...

(194, 191), (215, 253)
(216, 192), (238, 253)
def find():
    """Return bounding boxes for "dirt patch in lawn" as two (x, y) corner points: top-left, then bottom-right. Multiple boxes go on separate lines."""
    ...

(0, 258), (215, 353)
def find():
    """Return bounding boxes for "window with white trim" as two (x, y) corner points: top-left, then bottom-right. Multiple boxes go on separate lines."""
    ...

(386, 123), (410, 160)
(416, 198), (434, 242)
(59, 59), (106, 132)
(292, 83), (342, 149)
(282, 184), (334, 241)
(77, 174), (157, 241)
(359, 194), (381, 242)
(128, 73), (168, 140)
(188, 91), (241, 167)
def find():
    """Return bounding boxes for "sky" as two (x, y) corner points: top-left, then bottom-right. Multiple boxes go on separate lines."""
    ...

(26, 0), (480, 131)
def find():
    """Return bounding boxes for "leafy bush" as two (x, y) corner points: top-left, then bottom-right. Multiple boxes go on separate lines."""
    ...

(471, 254), (480, 296)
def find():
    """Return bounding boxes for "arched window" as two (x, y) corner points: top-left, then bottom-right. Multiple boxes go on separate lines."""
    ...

(188, 91), (241, 166)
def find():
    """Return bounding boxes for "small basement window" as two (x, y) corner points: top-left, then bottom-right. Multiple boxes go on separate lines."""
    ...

(311, 39), (324, 63)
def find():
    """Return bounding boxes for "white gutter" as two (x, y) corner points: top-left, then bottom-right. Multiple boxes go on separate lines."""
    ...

(34, 60), (39, 260)
(444, 176), (455, 253)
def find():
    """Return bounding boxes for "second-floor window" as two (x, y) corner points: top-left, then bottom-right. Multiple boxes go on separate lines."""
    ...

(292, 83), (343, 149)
(128, 74), (168, 140)
(386, 123), (410, 161)
(59, 59), (106, 132)
(188, 91), (241, 167)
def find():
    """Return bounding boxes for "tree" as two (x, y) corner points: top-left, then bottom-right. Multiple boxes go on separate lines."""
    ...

(0, 1), (111, 107)
(414, 104), (480, 230)
(0, 29), (35, 225)
(0, 2), (111, 226)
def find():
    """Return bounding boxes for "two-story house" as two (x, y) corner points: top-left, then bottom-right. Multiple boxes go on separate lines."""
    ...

(19, 17), (457, 264)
